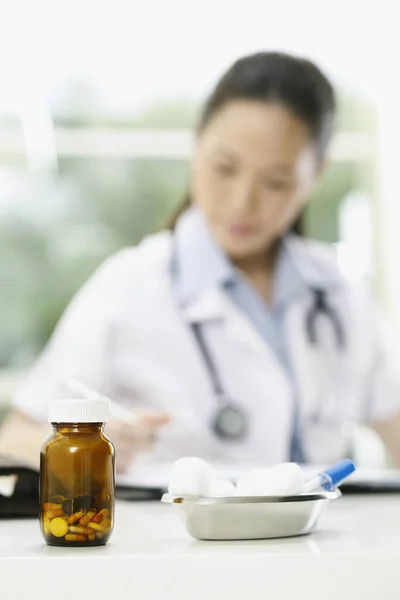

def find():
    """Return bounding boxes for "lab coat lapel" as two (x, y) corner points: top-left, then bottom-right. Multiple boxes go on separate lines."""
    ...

(285, 292), (353, 425)
(179, 287), (225, 324)
(284, 296), (321, 419)
(181, 286), (288, 371)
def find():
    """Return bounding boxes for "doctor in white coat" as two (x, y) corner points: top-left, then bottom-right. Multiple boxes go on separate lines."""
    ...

(1, 51), (400, 472)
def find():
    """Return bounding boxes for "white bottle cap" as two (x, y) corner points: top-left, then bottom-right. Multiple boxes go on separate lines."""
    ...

(48, 398), (109, 423)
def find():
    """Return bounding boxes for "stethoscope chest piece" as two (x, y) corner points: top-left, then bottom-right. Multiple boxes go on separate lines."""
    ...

(211, 399), (249, 441)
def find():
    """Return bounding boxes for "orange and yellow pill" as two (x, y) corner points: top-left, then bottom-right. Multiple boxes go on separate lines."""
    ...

(79, 509), (97, 526)
(67, 510), (86, 525)
(69, 525), (92, 535)
(43, 503), (62, 511)
(43, 516), (51, 536)
(87, 518), (111, 533)
(92, 508), (109, 524)
(45, 508), (64, 520)
(87, 522), (103, 532)
(65, 534), (86, 542)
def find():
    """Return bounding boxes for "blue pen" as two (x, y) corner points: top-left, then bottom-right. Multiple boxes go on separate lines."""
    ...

(304, 459), (356, 493)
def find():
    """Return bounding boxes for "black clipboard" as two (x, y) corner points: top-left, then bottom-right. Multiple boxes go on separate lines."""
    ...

(0, 454), (39, 518)
(115, 485), (164, 501)
(340, 472), (400, 494)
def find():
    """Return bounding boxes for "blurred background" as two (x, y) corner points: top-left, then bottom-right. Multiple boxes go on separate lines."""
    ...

(0, 0), (399, 457)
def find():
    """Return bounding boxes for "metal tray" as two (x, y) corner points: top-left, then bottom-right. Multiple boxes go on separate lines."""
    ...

(161, 490), (341, 540)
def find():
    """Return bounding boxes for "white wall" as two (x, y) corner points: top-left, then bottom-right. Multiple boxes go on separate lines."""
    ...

(0, 0), (397, 115)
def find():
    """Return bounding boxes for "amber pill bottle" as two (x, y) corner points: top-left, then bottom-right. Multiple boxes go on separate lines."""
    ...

(40, 398), (115, 546)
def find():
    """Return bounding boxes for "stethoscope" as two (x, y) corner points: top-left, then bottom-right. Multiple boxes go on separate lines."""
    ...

(190, 287), (346, 442)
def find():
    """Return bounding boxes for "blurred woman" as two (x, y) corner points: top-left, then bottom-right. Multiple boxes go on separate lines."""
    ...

(1, 52), (400, 472)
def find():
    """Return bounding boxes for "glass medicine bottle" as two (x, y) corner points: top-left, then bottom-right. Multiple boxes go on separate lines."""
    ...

(40, 398), (115, 546)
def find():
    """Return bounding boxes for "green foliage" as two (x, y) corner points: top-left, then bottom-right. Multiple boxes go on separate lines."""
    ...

(306, 162), (360, 243)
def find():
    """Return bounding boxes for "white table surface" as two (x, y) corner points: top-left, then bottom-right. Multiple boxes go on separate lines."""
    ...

(1, 495), (400, 600)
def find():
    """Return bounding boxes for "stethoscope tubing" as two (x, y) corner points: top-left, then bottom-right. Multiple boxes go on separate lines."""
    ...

(190, 287), (345, 441)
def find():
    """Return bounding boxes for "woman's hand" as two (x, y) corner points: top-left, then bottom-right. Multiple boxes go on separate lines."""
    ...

(104, 411), (170, 473)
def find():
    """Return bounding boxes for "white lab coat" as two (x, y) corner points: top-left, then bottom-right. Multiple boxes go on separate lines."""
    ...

(14, 231), (400, 465)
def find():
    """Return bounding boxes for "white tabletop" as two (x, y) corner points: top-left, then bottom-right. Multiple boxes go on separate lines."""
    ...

(1, 495), (399, 600)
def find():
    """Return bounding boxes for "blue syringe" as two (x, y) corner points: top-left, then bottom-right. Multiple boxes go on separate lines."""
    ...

(304, 459), (356, 493)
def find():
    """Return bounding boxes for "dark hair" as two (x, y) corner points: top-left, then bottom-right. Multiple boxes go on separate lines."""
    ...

(168, 51), (336, 230)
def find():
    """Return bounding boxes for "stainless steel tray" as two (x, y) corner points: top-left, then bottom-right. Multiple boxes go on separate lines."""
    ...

(162, 490), (341, 540)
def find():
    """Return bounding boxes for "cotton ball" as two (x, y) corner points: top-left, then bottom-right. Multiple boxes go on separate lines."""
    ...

(210, 478), (236, 497)
(168, 457), (217, 496)
(266, 463), (305, 496)
(235, 468), (273, 496)
(235, 463), (305, 496)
